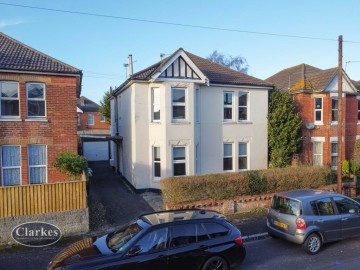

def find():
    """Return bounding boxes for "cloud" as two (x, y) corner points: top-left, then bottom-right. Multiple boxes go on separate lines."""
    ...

(0, 19), (27, 28)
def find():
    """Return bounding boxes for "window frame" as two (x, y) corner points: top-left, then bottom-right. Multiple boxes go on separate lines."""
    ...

(313, 141), (323, 166)
(1, 145), (22, 186)
(153, 146), (161, 180)
(26, 82), (46, 118)
(172, 146), (187, 176)
(100, 114), (105, 122)
(88, 114), (94, 126)
(223, 143), (233, 172)
(238, 142), (248, 171)
(314, 97), (323, 125)
(77, 114), (81, 126)
(171, 88), (186, 122)
(331, 141), (338, 169)
(28, 144), (47, 184)
(152, 87), (161, 122)
(0, 81), (20, 118)
(238, 92), (248, 121)
(331, 96), (338, 124)
(223, 92), (233, 122)
(357, 96), (360, 124)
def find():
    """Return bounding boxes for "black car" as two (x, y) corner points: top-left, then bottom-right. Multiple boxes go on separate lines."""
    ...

(48, 209), (246, 270)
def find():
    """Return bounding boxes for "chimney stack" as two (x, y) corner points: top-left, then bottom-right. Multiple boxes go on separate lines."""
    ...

(128, 54), (133, 78)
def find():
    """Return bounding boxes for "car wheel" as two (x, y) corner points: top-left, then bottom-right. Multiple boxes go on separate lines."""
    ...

(202, 256), (229, 270)
(268, 231), (278, 239)
(303, 233), (321, 255)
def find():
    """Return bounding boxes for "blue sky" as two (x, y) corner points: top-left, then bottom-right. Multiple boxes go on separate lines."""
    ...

(1, 0), (359, 104)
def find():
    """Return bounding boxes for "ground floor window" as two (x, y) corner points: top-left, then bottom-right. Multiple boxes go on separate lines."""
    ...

(313, 141), (323, 166)
(331, 142), (338, 168)
(223, 143), (233, 171)
(1, 145), (21, 186)
(153, 146), (161, 179)
(173, 147), (186, 176)
(28, 145), (47, 184)
(238, 143), (248, 170)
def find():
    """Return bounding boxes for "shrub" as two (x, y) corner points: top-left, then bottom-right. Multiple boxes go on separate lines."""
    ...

(161, 166), (332, 204)
(53, 152), (88, 180)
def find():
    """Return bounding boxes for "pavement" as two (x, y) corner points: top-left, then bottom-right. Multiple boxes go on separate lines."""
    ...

(88, 161), (267, 238)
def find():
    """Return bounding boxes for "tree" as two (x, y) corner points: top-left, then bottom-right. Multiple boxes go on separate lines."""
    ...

(99, 89), (112, 124)
(207, 50), (248, 73)
(268, 90), (302, 167)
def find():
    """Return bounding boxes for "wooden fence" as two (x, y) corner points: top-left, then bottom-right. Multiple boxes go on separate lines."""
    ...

(0, 180), (87, 218)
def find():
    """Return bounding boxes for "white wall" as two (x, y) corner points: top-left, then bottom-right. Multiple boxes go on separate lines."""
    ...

(114, 81), (269, 190)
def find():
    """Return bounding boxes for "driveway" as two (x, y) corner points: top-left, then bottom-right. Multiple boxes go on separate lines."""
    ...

(87, 161), (155, 227)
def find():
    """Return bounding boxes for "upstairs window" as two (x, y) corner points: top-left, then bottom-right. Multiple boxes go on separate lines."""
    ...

(331, 97), (338, 122)
(27, 83), (46, 117)
(77, 114), (81, 126)
(1, 145), (21, 186)
(172, 88), (186, 121)
(88, 114), (94, 125)
(28, 145), (47, 184)
(0, 82), (20, 117)
(314, 97), (323, 124)
(223, 92), (233, 121)
(100, 114), (105, 122)
(357, 97), (360, 123)
(152, 88), (161, 122)
(238, 92), (248, 121)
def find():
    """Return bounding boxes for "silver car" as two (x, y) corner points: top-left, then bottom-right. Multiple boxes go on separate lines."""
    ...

(267, 189), (360, 254)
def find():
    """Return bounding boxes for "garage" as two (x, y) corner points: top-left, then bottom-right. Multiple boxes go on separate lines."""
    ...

(83, 141), (109, 161)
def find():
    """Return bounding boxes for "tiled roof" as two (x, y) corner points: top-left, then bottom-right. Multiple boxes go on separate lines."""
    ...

(266, 64), (322, 91)
(0, 32), (81, 75)
(77, 96), (100, 113)
(114, 48), (272, 94)
(352, 80), (360, 91)
(185, 51), (272, 87)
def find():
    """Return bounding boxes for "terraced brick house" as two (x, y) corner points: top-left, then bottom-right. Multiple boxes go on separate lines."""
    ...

(267, 64), (360, 168)
(0, 32), (82, 186)
(110, 48), (272, 190)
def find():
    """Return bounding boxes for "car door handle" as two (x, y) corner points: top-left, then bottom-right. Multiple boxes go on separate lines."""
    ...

(198, 245), (207, 250)
(316, 219), (324, 223)
(341, 218), (348, 221)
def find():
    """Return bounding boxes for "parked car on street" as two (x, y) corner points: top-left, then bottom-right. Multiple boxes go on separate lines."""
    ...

(267, 189), (360, 254)
(48, 209), (246, 270)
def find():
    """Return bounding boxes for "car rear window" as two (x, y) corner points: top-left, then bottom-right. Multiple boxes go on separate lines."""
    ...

(271, 195), (301, 216)
(202, 223), (229, 239)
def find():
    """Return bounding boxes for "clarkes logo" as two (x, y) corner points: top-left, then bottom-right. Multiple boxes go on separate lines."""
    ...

(11, 222), (62, 247)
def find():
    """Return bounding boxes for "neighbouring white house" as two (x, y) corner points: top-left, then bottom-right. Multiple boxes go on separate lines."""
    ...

(110, 48), (273, 190)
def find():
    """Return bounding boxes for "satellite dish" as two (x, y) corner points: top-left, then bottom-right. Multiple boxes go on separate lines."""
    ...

(305, 122), (315, 129)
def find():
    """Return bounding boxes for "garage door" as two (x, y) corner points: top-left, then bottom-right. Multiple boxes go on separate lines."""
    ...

(83, 141), (109, 161)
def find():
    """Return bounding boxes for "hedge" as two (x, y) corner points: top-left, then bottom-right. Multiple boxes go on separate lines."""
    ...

(160, 166), (333, 204)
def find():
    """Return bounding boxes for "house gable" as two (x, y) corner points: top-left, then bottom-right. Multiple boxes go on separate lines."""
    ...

(151, 49), (208, 84)
(325, 72), (358, 94)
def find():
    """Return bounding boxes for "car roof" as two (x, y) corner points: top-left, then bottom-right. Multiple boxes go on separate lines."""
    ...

(276, 189), (336, 201)
(139, 209), (225, 226)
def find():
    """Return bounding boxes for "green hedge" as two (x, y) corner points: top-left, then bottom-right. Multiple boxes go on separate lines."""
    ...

(160, 166), (333, 204)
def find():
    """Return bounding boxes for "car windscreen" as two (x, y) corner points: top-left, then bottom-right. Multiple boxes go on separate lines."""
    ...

(271, 195), (301, 216)
(107, 222), (142, 252)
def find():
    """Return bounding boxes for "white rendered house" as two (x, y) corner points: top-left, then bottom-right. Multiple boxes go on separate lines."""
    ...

(110, 48), (272, 190)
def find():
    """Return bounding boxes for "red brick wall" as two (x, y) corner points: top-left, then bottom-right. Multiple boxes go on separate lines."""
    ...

(0, 72), (79, 185)
(295, 92), (360, 166)
(77, 112), (110, 131)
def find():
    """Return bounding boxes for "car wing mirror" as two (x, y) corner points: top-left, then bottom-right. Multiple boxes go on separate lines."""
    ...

(126, 245), (142, 257)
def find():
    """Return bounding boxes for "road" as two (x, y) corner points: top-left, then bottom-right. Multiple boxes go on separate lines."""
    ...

(2, 236), (360, 270)
(238, 236), (360, 270)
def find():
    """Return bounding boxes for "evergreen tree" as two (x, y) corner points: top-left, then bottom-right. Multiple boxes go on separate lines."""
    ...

(99, 89), (111, 124)
(268, 90), (302, 167)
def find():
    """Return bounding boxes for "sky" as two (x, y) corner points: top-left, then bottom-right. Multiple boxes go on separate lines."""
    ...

(0, 0), (359, 104)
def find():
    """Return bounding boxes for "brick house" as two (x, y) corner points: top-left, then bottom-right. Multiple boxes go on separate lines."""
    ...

(267, 64), (360, 168)
(77, 96), (110, 161)
(77, 96), (110, 135)
(0, 32), (82, 186)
